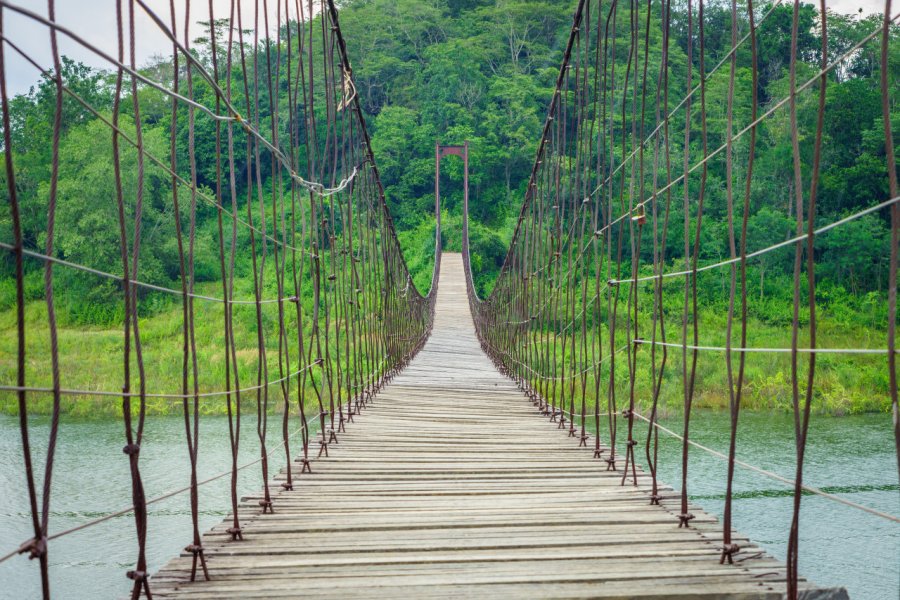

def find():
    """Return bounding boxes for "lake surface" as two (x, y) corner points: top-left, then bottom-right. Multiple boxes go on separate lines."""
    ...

(0, 410), (897, 599)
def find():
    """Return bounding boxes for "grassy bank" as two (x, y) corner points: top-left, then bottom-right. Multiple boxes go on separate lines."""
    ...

(1, 281), (891, 417)
(491, 288), (892, 418)
(0, 223), (890, 417)
(0, 278), (390, 418)
(1, 225), (892, 418)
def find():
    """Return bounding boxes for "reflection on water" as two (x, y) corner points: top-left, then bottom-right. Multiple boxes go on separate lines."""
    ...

(692, 482), (900, 501)
(0, 410), (897, 599)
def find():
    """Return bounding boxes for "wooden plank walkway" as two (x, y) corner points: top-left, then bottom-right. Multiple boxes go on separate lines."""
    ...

(153, 253), (838, 599)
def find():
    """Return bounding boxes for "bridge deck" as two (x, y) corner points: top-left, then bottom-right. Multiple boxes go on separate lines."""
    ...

(153, 253), (827, 599)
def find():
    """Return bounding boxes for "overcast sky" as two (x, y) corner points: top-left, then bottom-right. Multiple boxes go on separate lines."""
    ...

(2, 0), (289, 97)
(0, 0), (891, 98)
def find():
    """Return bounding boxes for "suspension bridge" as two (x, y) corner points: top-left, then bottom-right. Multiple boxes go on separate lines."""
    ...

(0, 0), (897, 598)
(149, 251), (839, 599)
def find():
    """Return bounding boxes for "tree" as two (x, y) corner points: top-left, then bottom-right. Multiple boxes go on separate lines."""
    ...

(745, 207), (793, 300)
(817, 214), (890, 295)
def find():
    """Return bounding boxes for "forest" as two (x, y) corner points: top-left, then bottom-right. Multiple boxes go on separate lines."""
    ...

(0, 0), (897, 415)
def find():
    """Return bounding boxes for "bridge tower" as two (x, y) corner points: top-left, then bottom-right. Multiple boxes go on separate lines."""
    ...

(435, 140), (469, 241)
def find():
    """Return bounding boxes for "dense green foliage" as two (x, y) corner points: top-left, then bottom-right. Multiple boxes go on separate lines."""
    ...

(0, 0), (897, 415)
(337, 0), (899, 300)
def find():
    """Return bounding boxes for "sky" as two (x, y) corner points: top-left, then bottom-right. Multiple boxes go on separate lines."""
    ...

(0, 0), (892, 98)
(1, 0), (293, 97)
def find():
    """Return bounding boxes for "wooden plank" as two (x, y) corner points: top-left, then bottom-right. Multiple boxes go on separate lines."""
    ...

(151, 254), (841, 599)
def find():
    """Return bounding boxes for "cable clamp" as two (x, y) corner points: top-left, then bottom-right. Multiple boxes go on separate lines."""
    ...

(631, 207), (647, 226)
(122, 443), (140, 456)
(677, 512), (695, 527)
(126, 570), (149, 583)
(18, 536), (47, 560)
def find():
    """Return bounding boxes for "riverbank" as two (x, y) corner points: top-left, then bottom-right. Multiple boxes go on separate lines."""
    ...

(0, 290), (380, 418)
(0, 291), (892, 417)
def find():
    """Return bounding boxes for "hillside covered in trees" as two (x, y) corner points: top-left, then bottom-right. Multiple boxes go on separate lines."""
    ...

(337, 0), (899, 299)
(0, 0), (897, 414)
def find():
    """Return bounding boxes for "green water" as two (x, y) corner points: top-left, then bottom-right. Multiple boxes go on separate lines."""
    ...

(650, 411), (899, 599)
(0, 411), (897, 599)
